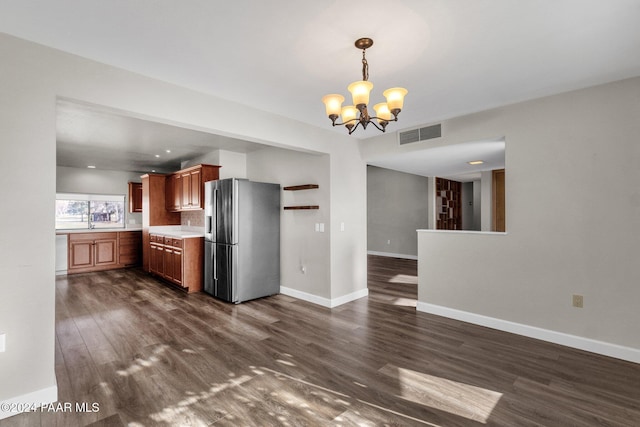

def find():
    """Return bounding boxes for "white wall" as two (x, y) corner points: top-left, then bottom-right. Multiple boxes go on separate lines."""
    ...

(364, 76), (640, 361)
(182, 149), (247, 179)
(329, 140), (368, 303)
(0, 33), (367, 415)
(367, 166), (429, 257)
(56, 166), (143, 226)
(247, 147), (331, 299)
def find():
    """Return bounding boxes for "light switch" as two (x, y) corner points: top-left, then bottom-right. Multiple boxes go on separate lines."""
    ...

(315, 223), (320, 232)
(340, 222), (345, 232)
(319, 223), (325, 232)
(0, 333), (6, 352)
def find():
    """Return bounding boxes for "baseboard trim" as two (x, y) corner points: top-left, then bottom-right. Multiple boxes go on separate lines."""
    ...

(330, 288), (369, 308)
(367, 251), (418, 260)
(0, 384), (58, 420)
(416, 302), (640, 364)
(280, 287), (368, 308)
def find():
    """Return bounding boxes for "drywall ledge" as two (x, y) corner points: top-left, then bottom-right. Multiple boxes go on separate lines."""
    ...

(417, 229), (508, 235)
(417, 302), (640, 364)
(367, 250), (418, 260)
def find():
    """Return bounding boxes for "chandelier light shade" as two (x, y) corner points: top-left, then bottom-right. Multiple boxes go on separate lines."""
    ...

(321, 94), (345, 117)
(322, 37), (407, 135)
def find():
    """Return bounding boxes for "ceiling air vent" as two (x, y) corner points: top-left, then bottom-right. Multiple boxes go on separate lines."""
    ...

(398, 124), (442, 145)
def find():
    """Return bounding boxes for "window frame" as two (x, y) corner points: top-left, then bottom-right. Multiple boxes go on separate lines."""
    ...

(55, 193), (126, 230)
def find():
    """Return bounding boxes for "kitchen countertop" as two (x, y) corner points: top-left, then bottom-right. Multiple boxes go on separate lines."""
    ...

(148, 226), (204, 239)
(57, 227), (142, 235)
(56, 226), (204, 238)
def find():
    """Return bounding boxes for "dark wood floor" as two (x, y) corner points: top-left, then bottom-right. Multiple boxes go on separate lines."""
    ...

(2, 255), (640, 426)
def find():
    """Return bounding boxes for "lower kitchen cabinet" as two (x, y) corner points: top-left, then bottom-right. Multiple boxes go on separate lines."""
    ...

(148, 234), (203, 293)
(149, 236), (164, 276)
(68, 232), (118, 273)
(118, 231), (142, 267)
(67, 231), (142, 274)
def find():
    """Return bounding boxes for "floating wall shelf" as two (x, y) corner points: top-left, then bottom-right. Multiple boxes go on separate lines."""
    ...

(283, 184), (319, 191)
(283, 205), (319, 210)
(283, 184), (319, 210)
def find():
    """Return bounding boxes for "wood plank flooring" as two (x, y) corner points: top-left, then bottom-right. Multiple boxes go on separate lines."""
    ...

(2, 255), (640, 426)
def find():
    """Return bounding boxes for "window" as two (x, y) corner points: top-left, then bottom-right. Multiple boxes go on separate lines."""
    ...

(56, 193), (125, 230)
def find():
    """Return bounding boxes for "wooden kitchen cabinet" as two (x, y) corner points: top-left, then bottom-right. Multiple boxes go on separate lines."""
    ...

(128, 182), (143, 213)
(141, 173), (181, 271)
(142, 165), (218, 272)
(67, 231), (142, 274)
(165, 173), (182, 212)
(118, 231), (142, 267)
(95, 237), (118, 266)
(180, 167), (203, 210)
(163, 237), (183, 285)
(166, 164), (220, 212)
(68, 239), (94, 270)
(148, 234), (203, 293)
(68, 232), (118, 273)
(149, 235), (164, 275)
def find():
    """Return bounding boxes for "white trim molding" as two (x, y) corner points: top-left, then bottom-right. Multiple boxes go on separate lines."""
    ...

(416, 302), (640, 364)
(0, 385), (58, 420)
(367, 251), (418, 260)
(280, 287), (369, 308)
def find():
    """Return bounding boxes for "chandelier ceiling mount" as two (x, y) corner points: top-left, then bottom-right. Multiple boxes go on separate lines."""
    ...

(322, 37), (408, 135)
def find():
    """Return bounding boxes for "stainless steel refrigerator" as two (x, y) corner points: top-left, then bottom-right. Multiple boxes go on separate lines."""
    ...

(204, 178), (281, 303)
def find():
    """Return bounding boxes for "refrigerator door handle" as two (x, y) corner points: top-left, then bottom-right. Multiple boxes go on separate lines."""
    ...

(213, 187), (219, 242)
(213, 242), (217, 281)
(205, 215), (212, 235)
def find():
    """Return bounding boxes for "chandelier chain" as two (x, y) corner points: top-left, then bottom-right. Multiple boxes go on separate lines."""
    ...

(362, 50), (369, 81)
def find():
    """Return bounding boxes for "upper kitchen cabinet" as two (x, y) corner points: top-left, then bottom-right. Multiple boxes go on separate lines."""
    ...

(167, 164), (220, 211)
(165, 173), (181, 212)
(141, 173), (181, 226)
(128, 182), (143, 213)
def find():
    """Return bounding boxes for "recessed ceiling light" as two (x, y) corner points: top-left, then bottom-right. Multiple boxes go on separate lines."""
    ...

(87, 165), (96, 169)
(468, 160), (484, 165)
(151, 170), (156, 173)
(155, 154), (160, 158)
(166, 150), (171, 153)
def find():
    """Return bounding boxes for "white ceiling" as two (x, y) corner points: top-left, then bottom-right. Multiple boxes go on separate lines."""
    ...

(2, 0), (640, 174)
(56, 100), (268, 173)
(368, 138), (506, 182)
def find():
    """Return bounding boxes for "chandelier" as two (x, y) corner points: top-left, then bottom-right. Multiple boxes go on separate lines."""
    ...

(322, 38), (408, 135)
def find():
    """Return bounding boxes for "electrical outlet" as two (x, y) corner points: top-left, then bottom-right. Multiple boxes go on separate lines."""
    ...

(572, 294), (584, 308)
